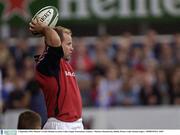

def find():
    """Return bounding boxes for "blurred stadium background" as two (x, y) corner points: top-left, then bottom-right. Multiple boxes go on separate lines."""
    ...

(0, 0), (180, 129)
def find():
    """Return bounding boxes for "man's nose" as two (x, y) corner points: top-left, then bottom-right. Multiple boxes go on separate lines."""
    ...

(70, 46), (74, 51)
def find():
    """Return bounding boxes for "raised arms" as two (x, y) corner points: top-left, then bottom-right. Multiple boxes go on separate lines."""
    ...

(29, 18), (61, 47)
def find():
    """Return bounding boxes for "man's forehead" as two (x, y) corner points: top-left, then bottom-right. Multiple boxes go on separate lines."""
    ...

(64, 33), (72, 41)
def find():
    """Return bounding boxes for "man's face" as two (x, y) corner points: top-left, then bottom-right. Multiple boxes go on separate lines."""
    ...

(61, 33), (73, 60)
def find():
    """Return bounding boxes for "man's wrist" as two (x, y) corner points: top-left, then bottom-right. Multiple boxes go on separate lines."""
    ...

(41, 26), (51, 34)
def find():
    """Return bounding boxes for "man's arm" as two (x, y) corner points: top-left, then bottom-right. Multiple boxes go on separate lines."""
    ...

(29, 18), (61, 47)
(29, 18), (64, 76)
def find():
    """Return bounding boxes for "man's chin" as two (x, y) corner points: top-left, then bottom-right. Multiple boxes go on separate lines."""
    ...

(64, 56), (71, 61)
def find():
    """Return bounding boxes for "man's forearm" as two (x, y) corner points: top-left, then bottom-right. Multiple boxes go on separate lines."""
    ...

(42, 27), (61, 47)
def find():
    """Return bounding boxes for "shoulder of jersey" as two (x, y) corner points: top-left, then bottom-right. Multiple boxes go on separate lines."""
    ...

(32, 6), (59, 28)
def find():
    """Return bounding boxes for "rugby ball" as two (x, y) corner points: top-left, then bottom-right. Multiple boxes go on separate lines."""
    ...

(32, 6), (59, 27)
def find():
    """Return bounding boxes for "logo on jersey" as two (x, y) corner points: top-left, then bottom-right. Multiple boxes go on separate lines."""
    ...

(65, 71), (75, 77)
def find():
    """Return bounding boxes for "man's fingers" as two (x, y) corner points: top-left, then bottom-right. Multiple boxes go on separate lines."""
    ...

(31, 18), (37, 25)
(29, 17), (46, 33)
(29, 22), (34, 28)
(29, 27), (35, 32)
(36, 17), (42, 24)
(29, 27), (33, 31)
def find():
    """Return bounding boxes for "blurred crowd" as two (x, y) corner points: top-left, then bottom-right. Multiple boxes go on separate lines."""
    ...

(0, 30), (180, 115)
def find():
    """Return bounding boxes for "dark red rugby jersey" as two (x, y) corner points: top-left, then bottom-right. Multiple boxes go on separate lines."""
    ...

(34, 45), (82, 122)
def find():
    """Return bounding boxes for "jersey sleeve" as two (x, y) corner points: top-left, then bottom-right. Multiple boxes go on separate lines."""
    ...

(35, 46), (64, 76)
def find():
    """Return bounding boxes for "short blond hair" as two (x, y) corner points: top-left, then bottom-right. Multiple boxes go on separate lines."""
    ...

(54, 26), (72, 41)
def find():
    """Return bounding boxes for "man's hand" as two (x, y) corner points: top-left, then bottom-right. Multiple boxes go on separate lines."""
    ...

(29, 18), (47, 34)
(29, 17), (61, 47)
